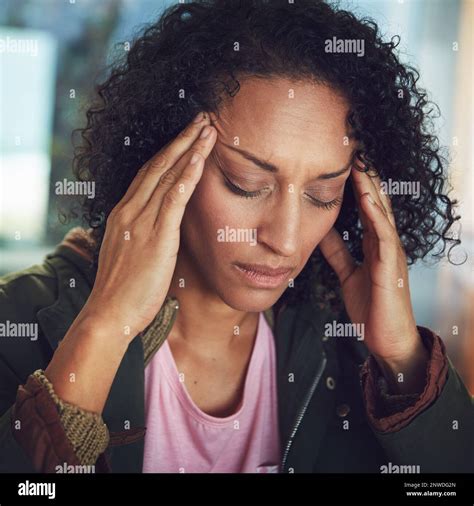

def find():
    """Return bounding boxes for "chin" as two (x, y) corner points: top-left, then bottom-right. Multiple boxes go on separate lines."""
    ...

(216, 285), (284, 313)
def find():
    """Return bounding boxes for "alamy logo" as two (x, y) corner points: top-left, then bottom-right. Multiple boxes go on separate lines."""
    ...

(380, 178), (420, 198)
(0, 36), (38, 56)
(325, 36), (365, 57)
(0, 321), (38, 341)
(55, 179), (95, 199)
(380, 462), (421, 473)
(324, 320), (364, 341)
(18, 481), (55, 500)
(55, 462), (95, 473)
(217, 226), (257, 246)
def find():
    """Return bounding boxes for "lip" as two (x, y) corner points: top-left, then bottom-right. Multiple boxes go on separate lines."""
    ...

(233, 262), (293, 289)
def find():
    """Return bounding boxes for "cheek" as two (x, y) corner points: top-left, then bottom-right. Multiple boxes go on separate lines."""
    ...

(318, 208), (340, 237)
(182, 171), (250, 260)
(190, 172), (239, 229)
(300, 207), (340, 258)
(184, 167), (344, 264)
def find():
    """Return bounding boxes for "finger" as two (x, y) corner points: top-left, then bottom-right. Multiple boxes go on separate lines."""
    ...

(368, 173), (397, 229)
(319, 227), (357, 286)
(351, 165), (385, 216)
(351, 166), (393, 243)
(116, 161), (152, 208)
(153, 151), (205, 233)
(350, 167), (371, 233)
(121, 112), (211, 208)
(147, 123), (216, 212)
(360, 192), (399, 262)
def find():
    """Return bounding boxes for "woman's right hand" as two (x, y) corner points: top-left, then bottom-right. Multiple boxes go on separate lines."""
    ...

(80, 112), (217, 342)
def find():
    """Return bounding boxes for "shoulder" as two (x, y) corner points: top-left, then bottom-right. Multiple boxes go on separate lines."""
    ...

(0, 240), (93, 385)
(0, 258), (62, 408)
(0, 229), (96, 323)
(0, 261), (59, 322)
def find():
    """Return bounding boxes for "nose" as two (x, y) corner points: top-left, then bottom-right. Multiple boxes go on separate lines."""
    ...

(257, 191), (300, 257)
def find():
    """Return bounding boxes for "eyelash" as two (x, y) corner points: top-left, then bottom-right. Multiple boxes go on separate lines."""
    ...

(223, 177), (264, 199)
(305, 193), (343, 210)
(223, 175), (343, 210)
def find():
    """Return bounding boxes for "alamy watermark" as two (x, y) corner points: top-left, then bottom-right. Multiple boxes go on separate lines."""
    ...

(380, 178), (420, 198)
(55, 462), (95, 473)
(325, 36), (365, 57)
(324, 320), (364, 341)
(0, 321), (38, 341)
(55, 179), (95, 199)
(217, 226), (257, 246)
(380, 462), (421, 473)
(0, 36), (38, 56)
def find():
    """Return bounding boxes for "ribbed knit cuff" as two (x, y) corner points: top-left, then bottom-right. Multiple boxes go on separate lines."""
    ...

(33, 370), (110, 465)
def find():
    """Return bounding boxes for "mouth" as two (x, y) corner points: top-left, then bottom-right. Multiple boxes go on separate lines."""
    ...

(232, 262), (294, 289)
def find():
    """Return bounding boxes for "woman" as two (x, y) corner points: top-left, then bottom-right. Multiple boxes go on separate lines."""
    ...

(0, 0), (472, 474)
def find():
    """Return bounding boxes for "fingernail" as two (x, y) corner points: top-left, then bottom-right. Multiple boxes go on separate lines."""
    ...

(190, 153), (201, 165)
(200, 126), (212, 139)
(367, 194), (375, 205)
(193, 112), (204, 123)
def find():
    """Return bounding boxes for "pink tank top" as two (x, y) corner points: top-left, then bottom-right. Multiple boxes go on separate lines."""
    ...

(142, 312), (281, 473)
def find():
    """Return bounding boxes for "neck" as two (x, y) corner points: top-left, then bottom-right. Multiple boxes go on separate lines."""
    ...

(166, 251), (259, 352)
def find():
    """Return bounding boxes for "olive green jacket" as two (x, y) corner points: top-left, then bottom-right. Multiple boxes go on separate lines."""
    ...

(0, 238), (473, 473)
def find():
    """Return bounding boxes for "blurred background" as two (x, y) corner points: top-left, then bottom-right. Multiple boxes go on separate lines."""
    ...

(0, 0), (472, 392)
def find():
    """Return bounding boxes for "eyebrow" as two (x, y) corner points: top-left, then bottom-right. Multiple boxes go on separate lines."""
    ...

(221, 143), (352, 180)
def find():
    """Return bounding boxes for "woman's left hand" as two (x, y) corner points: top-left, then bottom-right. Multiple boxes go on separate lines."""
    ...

(319, 165), (429, 393)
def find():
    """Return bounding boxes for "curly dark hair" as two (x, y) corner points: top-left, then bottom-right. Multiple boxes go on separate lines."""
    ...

(71, 0), (461, 313)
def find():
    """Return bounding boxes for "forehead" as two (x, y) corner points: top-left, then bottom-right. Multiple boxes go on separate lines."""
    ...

(211, 77), (354, 174)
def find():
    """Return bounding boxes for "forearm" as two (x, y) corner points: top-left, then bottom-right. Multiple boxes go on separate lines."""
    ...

(45, 312), (130, 414)
(4, 312), (130, 473)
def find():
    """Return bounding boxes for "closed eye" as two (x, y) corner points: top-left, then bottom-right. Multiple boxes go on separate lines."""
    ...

(217, 153), (344, 210)
(223, 176), (265, 199)
(304, 193), (343, 210)
(224, 174), (343, 210)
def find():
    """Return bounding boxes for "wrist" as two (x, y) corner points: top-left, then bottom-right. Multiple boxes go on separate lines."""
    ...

(372, 327), (423, 365)
(71, 310), (132, 352)
(372, 329), (429, 394)
(46, 311), (131, 413)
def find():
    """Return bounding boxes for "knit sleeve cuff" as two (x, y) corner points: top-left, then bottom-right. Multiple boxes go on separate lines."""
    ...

(33, 370), (110, 465)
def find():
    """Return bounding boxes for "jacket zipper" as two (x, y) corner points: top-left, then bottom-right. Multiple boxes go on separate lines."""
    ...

(280, 353), (328, 472)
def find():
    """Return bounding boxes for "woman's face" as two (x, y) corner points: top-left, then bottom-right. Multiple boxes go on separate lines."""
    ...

(180, 77), (356, 312)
